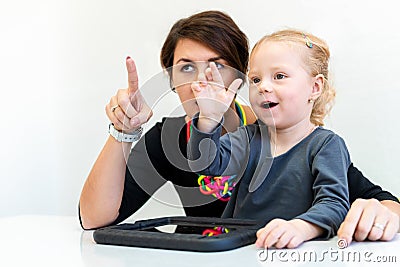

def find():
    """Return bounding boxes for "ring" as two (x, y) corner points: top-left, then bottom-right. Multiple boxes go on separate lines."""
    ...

(373, 222), (385, 231)
(111, 105), (119, 112)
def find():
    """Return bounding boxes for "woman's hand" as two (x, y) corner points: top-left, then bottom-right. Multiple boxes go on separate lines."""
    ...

(191, 62), (242, 133)
(105, 57), (152, 133)
(255, 218), (323, 249)
(338, 198), (400, 245)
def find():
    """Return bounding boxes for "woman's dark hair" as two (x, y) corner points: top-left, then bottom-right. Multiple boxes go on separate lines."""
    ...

(160, 10), (249, 79)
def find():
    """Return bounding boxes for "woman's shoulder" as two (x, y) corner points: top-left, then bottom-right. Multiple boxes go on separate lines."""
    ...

(140, 115), (187, 157)
(143, 116), (186, 141)
(152, 115), (186, 130)
(242, 105), (257, 124)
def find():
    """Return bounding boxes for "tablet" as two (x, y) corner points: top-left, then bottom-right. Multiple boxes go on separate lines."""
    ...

(93, 216), (262, 252)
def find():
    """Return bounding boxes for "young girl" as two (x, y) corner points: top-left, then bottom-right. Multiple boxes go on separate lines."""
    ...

(188, 29), (350, 248)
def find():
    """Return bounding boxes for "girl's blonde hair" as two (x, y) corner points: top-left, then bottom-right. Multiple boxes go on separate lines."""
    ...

(251, 29), (335, 126)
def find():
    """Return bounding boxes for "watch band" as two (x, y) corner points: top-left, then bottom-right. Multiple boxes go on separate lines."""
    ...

(108, 123), (143, 143)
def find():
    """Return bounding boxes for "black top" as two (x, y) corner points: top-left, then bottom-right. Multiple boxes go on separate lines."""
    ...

(347, 164), (398, 203)
(79, 116), (399, 228)
(115, 116), (228, 224)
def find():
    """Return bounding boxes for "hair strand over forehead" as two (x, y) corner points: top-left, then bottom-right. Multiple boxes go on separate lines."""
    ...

(160, 10), (249, 77)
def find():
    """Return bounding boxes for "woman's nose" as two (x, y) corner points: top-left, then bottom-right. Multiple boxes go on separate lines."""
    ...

(196, 72), (208, 87)
(197, 63), (213, 81)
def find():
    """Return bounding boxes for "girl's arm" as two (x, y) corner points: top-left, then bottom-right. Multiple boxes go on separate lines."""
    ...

(187, 115), (251, 177)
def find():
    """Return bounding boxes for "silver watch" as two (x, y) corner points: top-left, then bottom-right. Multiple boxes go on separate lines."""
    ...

(108, 123), (143, 142)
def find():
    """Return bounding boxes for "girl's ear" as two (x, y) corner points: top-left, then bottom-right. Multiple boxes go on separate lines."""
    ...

(310, 74), (324, 101)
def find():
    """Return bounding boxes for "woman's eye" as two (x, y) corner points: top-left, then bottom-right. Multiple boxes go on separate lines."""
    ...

(251, 77), (261, 84)
(181, 64), (195, 73)
(214, 62), (224, 69)
(275, 73), (286, 80)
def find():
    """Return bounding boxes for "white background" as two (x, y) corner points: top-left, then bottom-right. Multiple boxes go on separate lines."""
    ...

(0, 0), (399, 218)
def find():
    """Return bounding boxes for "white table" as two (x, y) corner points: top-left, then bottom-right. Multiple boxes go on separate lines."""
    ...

(0, 216), (398, 267)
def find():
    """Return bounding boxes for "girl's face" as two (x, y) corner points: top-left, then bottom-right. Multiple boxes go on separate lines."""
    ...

(248, 41), (317, 129)
(171, 38), (237, 119)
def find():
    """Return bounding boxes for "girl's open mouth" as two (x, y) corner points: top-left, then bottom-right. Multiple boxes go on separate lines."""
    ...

(261, 101), (278, 109)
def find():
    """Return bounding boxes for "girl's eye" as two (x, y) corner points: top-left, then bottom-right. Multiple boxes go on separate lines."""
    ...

(251, 77), (261, 84)
(181, 64), (195, 73)
(275, 73), (286, 80)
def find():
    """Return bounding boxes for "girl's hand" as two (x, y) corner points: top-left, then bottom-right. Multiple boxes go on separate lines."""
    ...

(191, 62), (242, 132)
(105, 57), (153, 133)
(256, 219), (322, 249)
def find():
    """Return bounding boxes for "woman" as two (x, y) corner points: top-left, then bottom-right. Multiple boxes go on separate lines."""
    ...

(79, 10), (399, 244)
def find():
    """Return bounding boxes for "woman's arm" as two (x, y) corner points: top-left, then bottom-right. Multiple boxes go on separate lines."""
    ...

(347, 163), (399, 203)
(79, 58), (152, 229)
(79, 137), (132, 229)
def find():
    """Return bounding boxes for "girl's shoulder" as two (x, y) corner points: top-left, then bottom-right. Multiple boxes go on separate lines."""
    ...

(311, 127), (348, 150)
(314, 127), (343, 140)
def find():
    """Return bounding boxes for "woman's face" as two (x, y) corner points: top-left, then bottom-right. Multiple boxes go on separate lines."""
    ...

(171, 38), (237, 119)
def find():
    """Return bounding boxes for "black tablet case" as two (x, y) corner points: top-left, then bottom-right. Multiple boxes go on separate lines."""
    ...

(93, 216), (262, 252)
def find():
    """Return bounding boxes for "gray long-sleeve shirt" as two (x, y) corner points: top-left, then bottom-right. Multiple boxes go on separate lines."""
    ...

(188, 117), (350, 238)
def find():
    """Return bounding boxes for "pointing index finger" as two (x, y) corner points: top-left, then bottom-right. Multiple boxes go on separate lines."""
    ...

(338, 202), (365, 244)
(126, 56), (139, 95)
